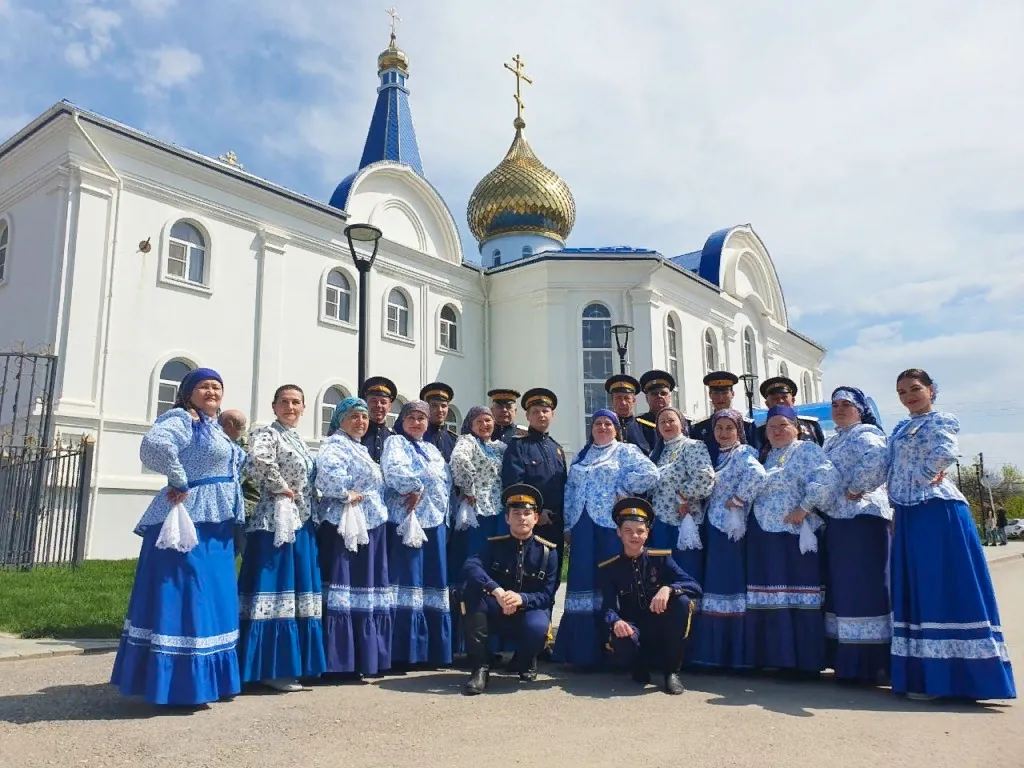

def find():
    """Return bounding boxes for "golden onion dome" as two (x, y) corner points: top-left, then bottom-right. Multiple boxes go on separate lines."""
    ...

(467, 117), (576, 244)
(377, 32), (409, 74)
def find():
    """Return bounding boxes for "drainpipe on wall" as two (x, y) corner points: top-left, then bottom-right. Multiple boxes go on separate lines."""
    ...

(72, 112), (123, 559)
(479, 268), (490, 396)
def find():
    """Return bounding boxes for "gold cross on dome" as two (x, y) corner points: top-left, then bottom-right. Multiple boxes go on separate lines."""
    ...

(503, 54), (533, 123)
(386, 6), (401, 40)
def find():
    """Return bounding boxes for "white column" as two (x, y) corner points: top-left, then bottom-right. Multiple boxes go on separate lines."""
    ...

(251, 228), (289, 426)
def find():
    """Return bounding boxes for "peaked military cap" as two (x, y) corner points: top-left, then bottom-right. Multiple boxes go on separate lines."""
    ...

(488, 388), (521, 405)
(420, 382), (454, 403)
(639, 369), (676, 393)
(360, 376), (398, 401)
(759, 376), (798, 399)
(605, 374), (641, 396)
(503, 483), (544, 511)
(703, 371), (739, 390)
(612, 496), (655, 527)
(521, 387), (557, 410)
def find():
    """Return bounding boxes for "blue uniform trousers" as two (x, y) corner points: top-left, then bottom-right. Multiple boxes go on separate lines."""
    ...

(463, 587), (550, 662)
(607, 594), (694, 672)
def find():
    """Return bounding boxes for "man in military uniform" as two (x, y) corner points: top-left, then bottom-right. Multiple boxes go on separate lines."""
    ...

(461, 484), (558, 695)
(689, 371), (760, 464)
(605, 374), (651, 455)
(488, 388), (527, 444)
(754, 376), (824, 462)
(637, 369), (687, 449)
(599, 497), (701, 695)
(501, 388), (567, 660)
(359, 376), (397, 463)
(420, 381), (457, 462)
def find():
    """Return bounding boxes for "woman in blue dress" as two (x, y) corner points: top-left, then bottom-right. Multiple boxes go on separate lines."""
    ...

(449, 405), (508, 576)
(315, 396), (393, 677)
(235, 385), (326, 693)
(649, 406), (715, 582)
(381, 399), (453, 667)
(746, 404), (838, 676)
(111, 368), (245, 706)
(690, 410), (766, 670)
(889, 368), (1015, 701)
(554, 409), (658, 667)
(821, 386), (892, 685)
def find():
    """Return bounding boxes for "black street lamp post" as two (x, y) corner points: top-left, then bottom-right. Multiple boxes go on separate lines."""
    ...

(344, 223), (384, 392)
(738, 373), (758, 419)
(610, 324), (634, 375)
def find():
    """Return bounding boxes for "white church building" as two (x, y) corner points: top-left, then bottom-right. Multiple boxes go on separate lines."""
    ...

(0, 32), (825, 559)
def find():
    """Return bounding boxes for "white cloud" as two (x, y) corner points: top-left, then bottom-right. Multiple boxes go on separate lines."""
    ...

(129, 0), (177, 17)
(139, 46), (203, 92)
(64, 6), (122, 68)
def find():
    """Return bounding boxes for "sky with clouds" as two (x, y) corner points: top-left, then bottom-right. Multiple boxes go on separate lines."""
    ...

(2, 0), (1023, 470)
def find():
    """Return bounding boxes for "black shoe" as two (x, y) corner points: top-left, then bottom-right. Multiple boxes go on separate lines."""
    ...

(517, 657), (538, 682)
(463, 667), (489, 696)
(664, 672), (685, 695)
(632, 664), (651, 685)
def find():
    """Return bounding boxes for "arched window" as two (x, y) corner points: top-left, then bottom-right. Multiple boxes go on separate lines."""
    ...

(742, 327), (758, 393)
(167, 221), (207, 285)
(445, 404), (461, 431)
(665, 314), (680, 408)
(703, 329), (718, 374)
(324, 269), (352, 323)
(387, 395), (409, 429)
(581, 303), (613, 433)
(320, 385), (349, 437)
(522, 245), (533, 258)
(802, 372), (814, 404)
(0, 220), (8, 283)
(439, 304), (459, 351)
(157, 358), (194, 416)
(779, 361), (789, 378)
(492, 249), (501, 267)
(386, 288), (411, 338)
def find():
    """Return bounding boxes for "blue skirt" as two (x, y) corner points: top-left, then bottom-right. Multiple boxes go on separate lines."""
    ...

(649, 518), (706, 585)
(388, 522), (452, 665)
(236, 520), (326, 683)
(319, 523), (393, 675)
(553, 511), (621, 667)
(891, 499), (1015, 700)
(744, 517), (825, 672)
(110, 521), (240, 705)
(823, 515), (891, 683)
(690, 524), (748, 669)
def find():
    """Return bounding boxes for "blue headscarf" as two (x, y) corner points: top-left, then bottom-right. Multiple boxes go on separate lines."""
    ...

(766, 404), (798, 423)
(328, 396), (368, 437)
(172, 367), (223, 446)
(461, 405), (492, 436)
(572, 409), (621, 465)
(830, 386), (878, 427)
(711, 409), (747, 444)
(394, 400), (431, 457)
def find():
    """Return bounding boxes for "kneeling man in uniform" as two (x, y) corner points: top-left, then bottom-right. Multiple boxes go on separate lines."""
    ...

(600, 497), (702, 695)
(461, 484), (558, 695)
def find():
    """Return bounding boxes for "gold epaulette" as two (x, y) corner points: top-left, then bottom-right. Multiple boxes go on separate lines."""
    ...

(636, 418), (656, 428)
(488, 534), (511, 542)
(598, 554), (621, 568)
(534, 535), (557, 548)
(647, 549), (672, 556)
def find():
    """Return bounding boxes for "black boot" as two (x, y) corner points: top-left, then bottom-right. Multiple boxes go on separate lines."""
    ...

(517, 655), (538, 683)
(663, 672), (685, 695)
(462, 612), (490, 696)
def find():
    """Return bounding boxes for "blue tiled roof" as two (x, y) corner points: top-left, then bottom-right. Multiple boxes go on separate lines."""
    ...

(329, 73), (423, 211)
(670, 250), (702, 271)
(550, 246), (659, 255)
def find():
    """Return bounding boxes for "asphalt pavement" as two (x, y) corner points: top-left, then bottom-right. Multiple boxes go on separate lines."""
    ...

(0, 553), (1020, 768)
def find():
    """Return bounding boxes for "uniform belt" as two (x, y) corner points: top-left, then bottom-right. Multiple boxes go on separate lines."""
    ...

(187, 475), (235, 488)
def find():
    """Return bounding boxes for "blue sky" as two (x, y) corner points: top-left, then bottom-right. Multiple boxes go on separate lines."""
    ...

(3, 0), (1023, 470)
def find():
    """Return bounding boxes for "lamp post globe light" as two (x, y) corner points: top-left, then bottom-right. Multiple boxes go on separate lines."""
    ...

(343, 223), (384, 392)
(609, 324), (634, 375)
(738, 373), (758, 419)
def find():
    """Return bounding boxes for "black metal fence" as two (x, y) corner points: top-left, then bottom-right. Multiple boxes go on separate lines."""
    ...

(0, 351), (94, 569)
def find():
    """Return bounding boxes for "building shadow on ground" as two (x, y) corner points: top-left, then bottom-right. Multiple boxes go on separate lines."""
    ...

(373, 668), (564, 696)
(680, 670), (1011, 718)
(0, 683), (211, 724)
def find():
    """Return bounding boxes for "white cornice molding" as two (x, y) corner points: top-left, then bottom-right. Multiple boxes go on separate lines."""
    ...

(0, 159), (74, 210)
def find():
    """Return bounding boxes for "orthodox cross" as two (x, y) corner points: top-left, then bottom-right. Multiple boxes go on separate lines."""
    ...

(386, 6), (401, 40)
(503, 54), (533, 124)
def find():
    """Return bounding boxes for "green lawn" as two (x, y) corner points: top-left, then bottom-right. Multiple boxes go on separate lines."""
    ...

(0, 560), (137, 639)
